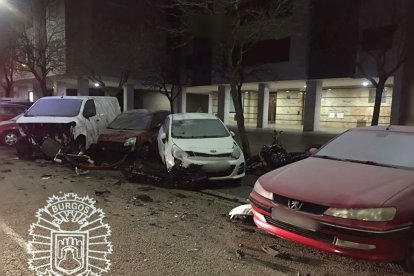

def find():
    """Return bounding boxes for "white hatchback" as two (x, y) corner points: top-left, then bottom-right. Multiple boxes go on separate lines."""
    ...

(157, 113), (245, 181)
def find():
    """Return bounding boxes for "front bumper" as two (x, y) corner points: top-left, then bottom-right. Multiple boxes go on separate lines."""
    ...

(182, 156), (245, 180)
(250, 192), (412, 262)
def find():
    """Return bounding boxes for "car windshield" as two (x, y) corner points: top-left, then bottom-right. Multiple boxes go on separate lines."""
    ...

(108, 112), (152, 130)
(171, 118), (229, 138)
(25, 99), (83, 117)
(315, 129), (414, 170)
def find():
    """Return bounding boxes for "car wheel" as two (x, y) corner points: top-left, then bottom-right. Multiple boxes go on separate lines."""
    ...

(16, 136), (33, 160)
(2, 131), (19, 146)
(405, 237), (414, 272)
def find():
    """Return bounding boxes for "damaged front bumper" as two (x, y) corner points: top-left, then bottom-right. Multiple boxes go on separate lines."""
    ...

(181, 156), (245, 180)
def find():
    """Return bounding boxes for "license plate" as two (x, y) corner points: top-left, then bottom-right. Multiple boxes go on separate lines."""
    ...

(272, 207), (320, 231)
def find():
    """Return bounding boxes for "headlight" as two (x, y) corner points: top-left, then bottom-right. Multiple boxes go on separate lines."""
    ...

(253, 180), (272, 199)
(172, 145), (189, 160)
(231, 144), (241, 159)
(124, 137), (137, 147)
(324, 207), (396, 221)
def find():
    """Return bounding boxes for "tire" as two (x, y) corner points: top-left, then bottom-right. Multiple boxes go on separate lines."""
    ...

(405, 237), (414, 272)
(2, 131), (19, 147)
(16, 136), (33, 160)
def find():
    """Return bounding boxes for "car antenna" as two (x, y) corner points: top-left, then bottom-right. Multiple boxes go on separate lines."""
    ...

(386, 124), (391, 130)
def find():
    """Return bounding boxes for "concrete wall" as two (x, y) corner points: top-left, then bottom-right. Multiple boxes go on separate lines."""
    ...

(320, 88), (392, 128)
(275, 91), (304, 126)
(186, 94), (209, 113)
(140, 91), (170, 111)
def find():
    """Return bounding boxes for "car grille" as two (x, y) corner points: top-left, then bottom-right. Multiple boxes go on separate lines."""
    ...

(187, 151), (232, 158)
(205, 165), (236, 177)
(264, 216), (335, 244)
(273, 194), (329, 215)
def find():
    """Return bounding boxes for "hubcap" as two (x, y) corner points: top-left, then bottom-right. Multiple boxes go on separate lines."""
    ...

(4, 133), (18, 146)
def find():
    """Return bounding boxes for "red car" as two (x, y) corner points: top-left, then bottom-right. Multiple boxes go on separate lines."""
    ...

(0, 103), (27, 122)
(250, 126), (414, 271)
(0, 115), (21, 146)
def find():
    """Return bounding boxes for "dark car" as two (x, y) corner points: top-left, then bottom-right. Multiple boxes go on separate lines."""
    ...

(0, 115), (21, 146)
(97, 110), (169, 160)
(0, 103), (27, 122)
(250, 125), (414, 271)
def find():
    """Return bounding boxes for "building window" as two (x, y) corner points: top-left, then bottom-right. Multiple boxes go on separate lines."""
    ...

(368, 89), (386, 103)
(244, 37), (290, 66)
(361, 25), (395, 51)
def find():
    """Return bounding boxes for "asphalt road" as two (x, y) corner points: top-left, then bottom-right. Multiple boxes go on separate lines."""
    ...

(0, 146), (408, 276)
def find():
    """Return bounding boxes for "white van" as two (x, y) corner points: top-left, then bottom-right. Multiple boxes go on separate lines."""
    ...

(16, 96), (121, 158)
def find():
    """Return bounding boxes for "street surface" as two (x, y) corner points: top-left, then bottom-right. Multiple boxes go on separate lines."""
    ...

(0, 146), (408, 276)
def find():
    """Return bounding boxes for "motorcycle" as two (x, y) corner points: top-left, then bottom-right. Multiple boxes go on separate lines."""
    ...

(245, 130), (310, 176)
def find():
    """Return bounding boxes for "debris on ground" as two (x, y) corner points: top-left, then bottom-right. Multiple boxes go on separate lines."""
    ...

(1, 169), (12, 173)
(75, 167), (89, 175)
(95, 190), (111, 197)
(122, 159), (207, 189)
(228, 204), (254, 224)
(41, 174), (53, 179)
(235, 248), (245, 260)
(187, 248), (200, 252)
(135, 194), (153, 202)
(262, 245), (280, 257)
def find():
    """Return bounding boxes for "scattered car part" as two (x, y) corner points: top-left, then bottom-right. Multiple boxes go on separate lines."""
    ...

(228, 204), (253, 223)
(261, 246), (280, 257)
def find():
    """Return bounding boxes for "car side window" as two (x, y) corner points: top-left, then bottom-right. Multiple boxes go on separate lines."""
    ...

(83, 100), (96, 118)
(162, 117), (170, 137)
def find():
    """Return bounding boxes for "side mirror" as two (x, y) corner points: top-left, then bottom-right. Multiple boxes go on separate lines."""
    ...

(160, 132), (167, 143)
(229, 130), (235, 137)
(308, 148), (318, 156)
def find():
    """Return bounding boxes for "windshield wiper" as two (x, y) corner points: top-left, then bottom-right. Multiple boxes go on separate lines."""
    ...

(343, 159), (398, 168)
(314, 155), (345, 161)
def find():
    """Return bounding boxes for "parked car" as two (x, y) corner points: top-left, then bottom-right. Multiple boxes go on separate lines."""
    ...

(249, 125), (414, 271)
(157, 113), (245, 182)
(97, 109), (169, 160)
(0, 98), (33, 108)
(0, 103), (27, 122)
(16, 96), (121, 159)
(0, 114), (21, 146)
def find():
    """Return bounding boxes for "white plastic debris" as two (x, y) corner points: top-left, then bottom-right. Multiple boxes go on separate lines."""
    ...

(228, 204), (253, 220)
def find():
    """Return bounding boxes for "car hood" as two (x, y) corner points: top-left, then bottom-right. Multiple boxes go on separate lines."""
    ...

(259, 157), (414, 208)
(17, 116), (77, 124)
(172, 136), (234, 154)
(0, 120), (16, 126)
(99, 128), (145, 143)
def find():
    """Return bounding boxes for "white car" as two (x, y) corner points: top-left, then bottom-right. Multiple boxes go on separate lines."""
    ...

(157, 113), (245, 181)
(16, 96), (120, 159)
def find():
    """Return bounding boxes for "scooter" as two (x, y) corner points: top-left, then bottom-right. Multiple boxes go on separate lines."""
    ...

(245, 130), (309, 176)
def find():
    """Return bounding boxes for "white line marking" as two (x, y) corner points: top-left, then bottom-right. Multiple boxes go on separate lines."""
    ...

(0, 220), (26, 249)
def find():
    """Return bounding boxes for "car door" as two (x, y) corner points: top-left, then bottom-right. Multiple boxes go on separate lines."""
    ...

(157, 116), (170, 163)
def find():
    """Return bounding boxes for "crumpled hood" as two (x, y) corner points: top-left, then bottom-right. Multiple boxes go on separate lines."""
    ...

(259, 157), (414, 208)
(98, 128), (144, 143)
(16, 116), (78, 124)
(172, 137), (235, 154)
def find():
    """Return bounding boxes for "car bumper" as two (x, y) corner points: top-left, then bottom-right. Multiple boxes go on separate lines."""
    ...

(182, 156), (245, 180)
(250, 192), (412, 262)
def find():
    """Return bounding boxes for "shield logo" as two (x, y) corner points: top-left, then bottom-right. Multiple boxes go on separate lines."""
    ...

(51, 231), (88, 275)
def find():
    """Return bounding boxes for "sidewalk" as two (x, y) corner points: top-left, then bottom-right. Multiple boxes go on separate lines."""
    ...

(204, 126), (343, 202)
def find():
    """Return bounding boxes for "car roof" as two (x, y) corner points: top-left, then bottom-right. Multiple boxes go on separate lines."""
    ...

(38, 96), (117, 100)
(170, 113), (218, 120)
(123, 109), (169, 114)
(350, 125), (414, 133)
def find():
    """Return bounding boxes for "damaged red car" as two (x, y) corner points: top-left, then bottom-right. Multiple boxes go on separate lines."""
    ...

(97, 109), (169, 161)
(250, 126), (414, 271)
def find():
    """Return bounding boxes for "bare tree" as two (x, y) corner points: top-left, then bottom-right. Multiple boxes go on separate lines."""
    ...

(0, 42), (16, 97)
(142, 60), (182, 113)
(356, 2), (408, 126)
(13, 0), (65, 97)
(160, 0), (291, 157)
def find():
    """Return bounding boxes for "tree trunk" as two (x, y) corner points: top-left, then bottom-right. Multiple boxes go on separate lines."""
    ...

(4, 86), (13, 98)
(371, 79), (386, 126)
(230, 83), (251, 158)
(39, 77), (51, 97)
(169, 98), (175, 114)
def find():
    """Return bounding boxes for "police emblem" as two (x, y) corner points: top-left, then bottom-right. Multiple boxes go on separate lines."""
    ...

(27, 193), (112, 275)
